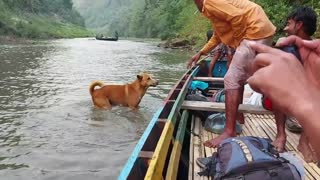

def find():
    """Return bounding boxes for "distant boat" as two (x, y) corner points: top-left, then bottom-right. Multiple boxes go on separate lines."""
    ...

(95, 31), (119, 41)
(95, 36), (118, 41)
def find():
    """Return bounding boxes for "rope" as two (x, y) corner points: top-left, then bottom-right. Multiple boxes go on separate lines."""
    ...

(185, 128), (203, 143)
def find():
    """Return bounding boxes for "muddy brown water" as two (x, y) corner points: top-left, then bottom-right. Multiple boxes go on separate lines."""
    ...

(0, 38), (191, 180)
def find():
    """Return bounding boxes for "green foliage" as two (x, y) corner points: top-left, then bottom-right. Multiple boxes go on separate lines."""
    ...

(74, 0), (320, 40)
(0, 0), (91, 38)
(253, 0), (293, 40)
(253, 0), (320, 39)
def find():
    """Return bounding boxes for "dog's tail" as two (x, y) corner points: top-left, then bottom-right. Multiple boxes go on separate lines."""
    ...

(89, 81), (105, 96)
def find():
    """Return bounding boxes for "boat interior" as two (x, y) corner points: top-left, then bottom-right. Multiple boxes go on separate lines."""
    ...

(119, 64), (320, 180)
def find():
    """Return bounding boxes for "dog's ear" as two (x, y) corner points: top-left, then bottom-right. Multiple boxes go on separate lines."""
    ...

(137, 74), (143, 80)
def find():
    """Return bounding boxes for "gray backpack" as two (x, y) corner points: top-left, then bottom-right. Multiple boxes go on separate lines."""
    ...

(199, 136), (301, 180)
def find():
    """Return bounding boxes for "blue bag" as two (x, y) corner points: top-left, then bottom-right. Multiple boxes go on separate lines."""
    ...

(190, 81), (209, 91)
(212, 60), (227, 77)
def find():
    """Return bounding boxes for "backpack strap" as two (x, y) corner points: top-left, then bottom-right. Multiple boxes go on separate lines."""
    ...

(198, 152), (218, 177)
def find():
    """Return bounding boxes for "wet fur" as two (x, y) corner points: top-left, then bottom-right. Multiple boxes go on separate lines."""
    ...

(89, 73), (158, 110)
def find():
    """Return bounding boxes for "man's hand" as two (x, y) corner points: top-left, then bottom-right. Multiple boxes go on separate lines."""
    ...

(277, 35), (320, 88)
(187, 52), (202, 69)
(247, 42), (311, 115)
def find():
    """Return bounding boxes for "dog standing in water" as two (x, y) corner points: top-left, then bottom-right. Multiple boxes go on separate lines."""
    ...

(89, 72), (158, 110)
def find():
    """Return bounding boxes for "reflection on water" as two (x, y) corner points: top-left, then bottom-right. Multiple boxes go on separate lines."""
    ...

(0, 38), (191, 179)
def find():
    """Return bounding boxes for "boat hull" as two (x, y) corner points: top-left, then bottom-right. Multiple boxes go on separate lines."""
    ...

(119, 59), (225, 179)
(95, 37), (118, 41)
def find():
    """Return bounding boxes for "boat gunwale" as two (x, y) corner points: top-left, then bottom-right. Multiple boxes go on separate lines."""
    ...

(145, 66), (200, 180)
(118, 108), (164, 180)
(118, 66), (199, 180)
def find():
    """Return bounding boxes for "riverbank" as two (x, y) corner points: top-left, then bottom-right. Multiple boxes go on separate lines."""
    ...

(0, 2), (92, 39)
(0, 14), (92, 39)
(0, 35), (42, 45)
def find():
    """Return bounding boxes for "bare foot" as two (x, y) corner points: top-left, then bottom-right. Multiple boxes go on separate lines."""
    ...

(237, 113), (245, 124)
(203, 132), (236, 148)
(129, 107), (139, 112)
(272, 137), (286, 152)
(297, 132), (318, 163)
(102, 106), (112, 110)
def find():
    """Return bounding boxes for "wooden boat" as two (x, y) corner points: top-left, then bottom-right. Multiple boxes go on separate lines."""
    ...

(95, 36), (118, 41)
(119, 59), (320, 180)
(96, 31), (119, 41)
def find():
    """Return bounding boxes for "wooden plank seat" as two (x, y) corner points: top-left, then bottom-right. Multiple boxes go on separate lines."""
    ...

(182, 101), (272, 115)
(193, 77), (224, 82)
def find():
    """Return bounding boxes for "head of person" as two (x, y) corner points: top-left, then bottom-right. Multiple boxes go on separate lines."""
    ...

(284, 7), (317, 38)
(193, 0), (204, 12)
(206, 30), (213, 42)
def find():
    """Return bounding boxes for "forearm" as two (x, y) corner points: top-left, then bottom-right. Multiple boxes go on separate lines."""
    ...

(208, 55), (220, 76)
(201, 35), (220, 54)
(292, 88), (320, 160)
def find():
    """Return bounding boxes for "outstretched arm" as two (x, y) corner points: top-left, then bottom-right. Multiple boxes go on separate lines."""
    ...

(187, 31), (221, 69)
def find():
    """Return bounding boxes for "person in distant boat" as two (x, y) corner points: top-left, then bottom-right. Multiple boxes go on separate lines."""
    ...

(187, 0), (276, 148)
(115, 31), (119, 39)
(248, 35), (320, 164)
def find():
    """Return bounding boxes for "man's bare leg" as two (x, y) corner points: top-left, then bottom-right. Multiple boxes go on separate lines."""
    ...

(297, 132), (318, 162)
(203, 88), (240, 148)
(237, 85), (245, 124)
(272, 111), (287, 152)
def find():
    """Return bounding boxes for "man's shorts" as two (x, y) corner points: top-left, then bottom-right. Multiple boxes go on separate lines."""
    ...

(224, 38), (273, 90)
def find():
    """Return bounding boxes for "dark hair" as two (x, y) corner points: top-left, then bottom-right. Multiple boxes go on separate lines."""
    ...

(287, 6), (318, 36)
(206, 30), (213, 42)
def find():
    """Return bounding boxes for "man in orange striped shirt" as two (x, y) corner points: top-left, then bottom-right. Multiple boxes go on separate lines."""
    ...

(187, 0), (276, 148)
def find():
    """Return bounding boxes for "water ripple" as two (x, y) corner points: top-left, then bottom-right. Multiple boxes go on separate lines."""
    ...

(0, 38), (191, 179)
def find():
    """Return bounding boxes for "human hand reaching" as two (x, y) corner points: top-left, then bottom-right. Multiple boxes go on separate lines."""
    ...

(247, 42), (315, 115)
(276, 35), (320, 88)
(187, 52), (202, 69)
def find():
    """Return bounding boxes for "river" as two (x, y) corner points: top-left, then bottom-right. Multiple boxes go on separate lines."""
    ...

(0, 38), (191, 180)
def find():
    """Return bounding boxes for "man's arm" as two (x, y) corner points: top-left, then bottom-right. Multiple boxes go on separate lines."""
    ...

(291, 87), (320, 162)
(200, 29), (221, 54)
(187, 29), (221, 69)
(208, 51), (221, 77)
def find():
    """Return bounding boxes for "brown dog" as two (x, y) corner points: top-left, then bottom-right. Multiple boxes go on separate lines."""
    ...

(89, 72), (158, 110)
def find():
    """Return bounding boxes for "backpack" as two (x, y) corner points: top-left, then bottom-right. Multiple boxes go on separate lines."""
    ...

(198, 136), (302, 180)
(211, 89), (225, 102)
